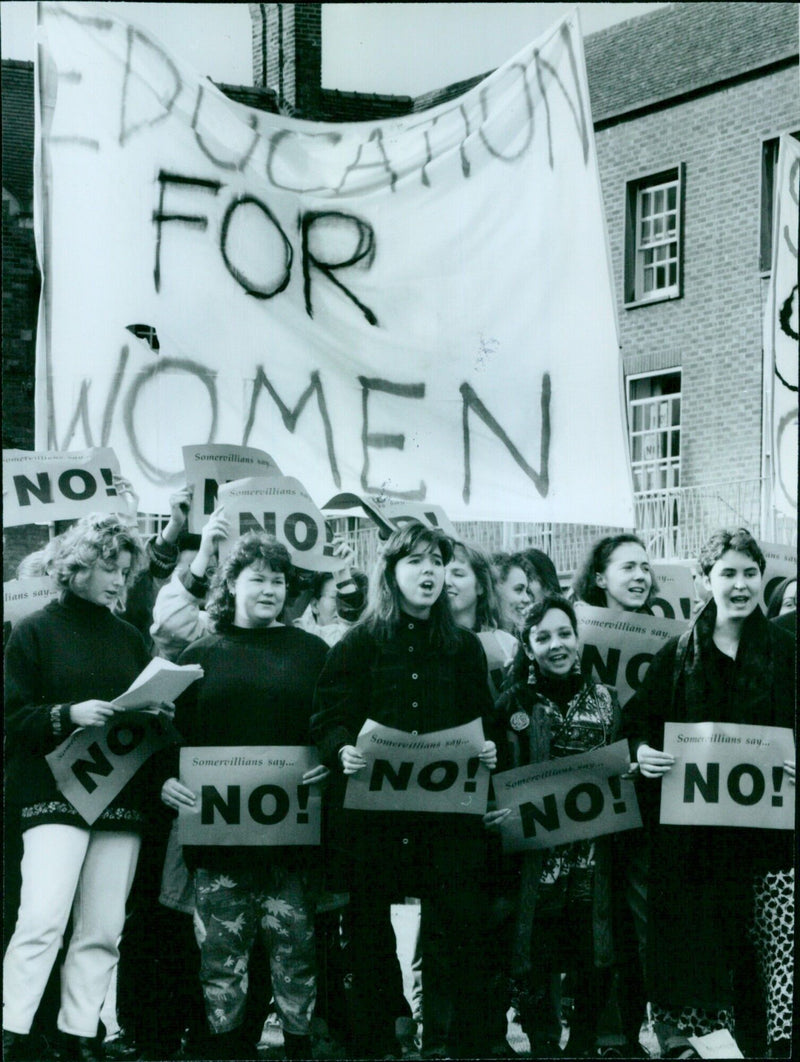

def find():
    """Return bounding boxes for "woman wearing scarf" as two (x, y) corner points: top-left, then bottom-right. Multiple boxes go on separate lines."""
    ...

(623, 528), (795, 1058)
(493, 594), (621, 1057)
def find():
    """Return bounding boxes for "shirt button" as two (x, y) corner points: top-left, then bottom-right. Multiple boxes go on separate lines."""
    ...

(402, 838), (409, 845)
(408, 623), (414, 629)
(408, 646), (414, 653)
(412, 702), (418, 708)
(411, 730), (418, 735)
(411, 673), (418, 680)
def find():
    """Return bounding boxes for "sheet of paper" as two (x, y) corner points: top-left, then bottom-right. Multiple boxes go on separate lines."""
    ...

(687, 1029), (744, 1059)
(112, 658), (204, 710)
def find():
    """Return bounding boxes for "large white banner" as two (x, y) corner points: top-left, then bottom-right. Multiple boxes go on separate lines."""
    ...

(763, 135), (799, 519)
(34, 2), (633, 524)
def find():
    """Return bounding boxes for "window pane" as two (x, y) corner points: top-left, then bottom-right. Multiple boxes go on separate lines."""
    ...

(667, 184), (677, 211)
(654, 188), (664, 213)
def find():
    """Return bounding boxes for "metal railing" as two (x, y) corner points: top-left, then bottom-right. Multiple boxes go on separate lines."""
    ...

(338, 479), (796, 578)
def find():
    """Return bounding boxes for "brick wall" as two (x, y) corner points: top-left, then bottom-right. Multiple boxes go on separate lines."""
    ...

(595, 63), (798, 489)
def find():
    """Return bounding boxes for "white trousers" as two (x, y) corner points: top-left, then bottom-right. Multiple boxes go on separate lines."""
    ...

(2, 825), (141, 1038)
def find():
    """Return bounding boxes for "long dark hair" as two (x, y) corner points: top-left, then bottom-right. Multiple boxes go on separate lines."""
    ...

(359, 522), (460, 651)
(520, 547), (561, 595)
(572, 533), (658, 609)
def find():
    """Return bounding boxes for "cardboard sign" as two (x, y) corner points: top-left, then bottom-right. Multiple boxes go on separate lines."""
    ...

(3, 448), (121, 527)
(323, 492), (457, 538)
(4, 576), (59, 626)
(177, 746), (322, 846)
(183, 444), (282, 531)
(659, 722), (795, 830)
(35, 4), (635, 526)
(650, 562), (695, 621)
(576, 604), (689, 707)
(217, 475), (340, 572)
(343, 718), (490, 815)
(760, 542), (797, 611)
(493, 740), (641, 851)
(46, 710), (178, 825)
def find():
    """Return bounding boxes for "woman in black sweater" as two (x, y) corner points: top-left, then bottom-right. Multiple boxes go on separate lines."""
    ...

(623, 528), (795, 1057)
(311, 522), (498, 1058)
(3, 515), (151, 1062)
(160, 532), (329, 1061)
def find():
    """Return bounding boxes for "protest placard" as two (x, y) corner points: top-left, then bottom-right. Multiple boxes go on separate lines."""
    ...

(343, 718), (490, 815)
(759, 542), (797, 610)
(46, 711), (179, 825)
(177, 746), (322, 846)
(576, 604), (689, 707)
(183, 444), (282, 531)
(323, 492), (457, 538)
(650, 562), (695, 621)
(3, 448), (121, 527)
(111, 658), (204, 711)
(659, 722), (795, 829)
(492, 740), (641, 851)
(217, 476), (340, 572)
(4, 577), (59, 627)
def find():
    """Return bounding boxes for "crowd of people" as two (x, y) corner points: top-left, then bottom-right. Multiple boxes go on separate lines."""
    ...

(2, 478), (796, 1062)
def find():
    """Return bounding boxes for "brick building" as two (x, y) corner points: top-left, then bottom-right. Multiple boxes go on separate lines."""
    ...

(3, 2), (798, 565)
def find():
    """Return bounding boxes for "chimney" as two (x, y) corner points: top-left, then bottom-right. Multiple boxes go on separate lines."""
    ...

(249, 3), (321, 116)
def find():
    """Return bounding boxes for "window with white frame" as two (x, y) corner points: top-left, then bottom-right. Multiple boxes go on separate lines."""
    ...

(625, 166), (683, 305)
(627, 370), (681, 493)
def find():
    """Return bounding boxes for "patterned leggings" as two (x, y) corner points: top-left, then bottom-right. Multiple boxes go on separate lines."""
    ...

(193, 866), (316, 1037)
(751, 868), (794, 1045)
(652, 868), (795, 1047)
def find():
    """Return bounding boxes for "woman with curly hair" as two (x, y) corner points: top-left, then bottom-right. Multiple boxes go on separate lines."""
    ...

(311, 522), (498, 1058)
(3, 514), (151, 1062)
(623, 529), (795, 1057)
(159, 532), (329, 1061)
(573, 533), (658, 614)
(492, 595), (621, 1057)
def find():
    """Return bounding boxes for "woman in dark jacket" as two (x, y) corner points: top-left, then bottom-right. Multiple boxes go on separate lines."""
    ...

(311, 522), (497, 1059)
(623, 528), (795, 1057)
(493, 595), (621, 1057)
(3, 514), (151, 1062)
(159, 533), (329, 1061)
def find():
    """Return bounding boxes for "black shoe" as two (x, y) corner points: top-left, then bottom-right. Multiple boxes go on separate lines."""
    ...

(54, 1034), (105, 1061)
(282, 1032), (312, 1060)
(103, 1030), (142, 1061)
(3, 1031), (54, 1061)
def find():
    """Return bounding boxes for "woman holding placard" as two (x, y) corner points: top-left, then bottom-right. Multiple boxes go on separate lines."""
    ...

(492, 594), (621, 1057)
(623, 528), (795, 1056)
(311, 522), (498, 1059)
(3, 514), (152, 1062)
(573, 533), (658, 614)
(158, 532), (329, 1061)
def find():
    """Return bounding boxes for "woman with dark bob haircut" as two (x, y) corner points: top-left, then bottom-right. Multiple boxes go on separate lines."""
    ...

(4, 515), (152, 1061)
(623, 528), (795, 1056)
(311, 522), (499, 1058)
(491, 594), (621, 1056)
(158, 532), (330, 1060)
(573, 533), (658, 613)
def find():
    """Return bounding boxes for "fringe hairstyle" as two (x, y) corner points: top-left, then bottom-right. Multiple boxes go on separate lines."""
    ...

(206, 532), (293, 632)
(572, 533), (659, 609)
(49, 513), (144, 606)
(508, 594), (580, 687)
(358, 522), (460, 651)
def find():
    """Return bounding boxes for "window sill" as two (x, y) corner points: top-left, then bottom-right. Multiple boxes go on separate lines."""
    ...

(624, 290), (682, 310)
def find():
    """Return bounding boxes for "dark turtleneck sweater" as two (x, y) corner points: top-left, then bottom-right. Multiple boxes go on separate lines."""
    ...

(4, 591), (152, 830)
(169, 623), (329, 875)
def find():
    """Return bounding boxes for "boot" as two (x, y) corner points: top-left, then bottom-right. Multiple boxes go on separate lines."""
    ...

(282, 1031), (313, 1059)
(53, 1032), (105, 1061)
(2, 1030), (49, 1062)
